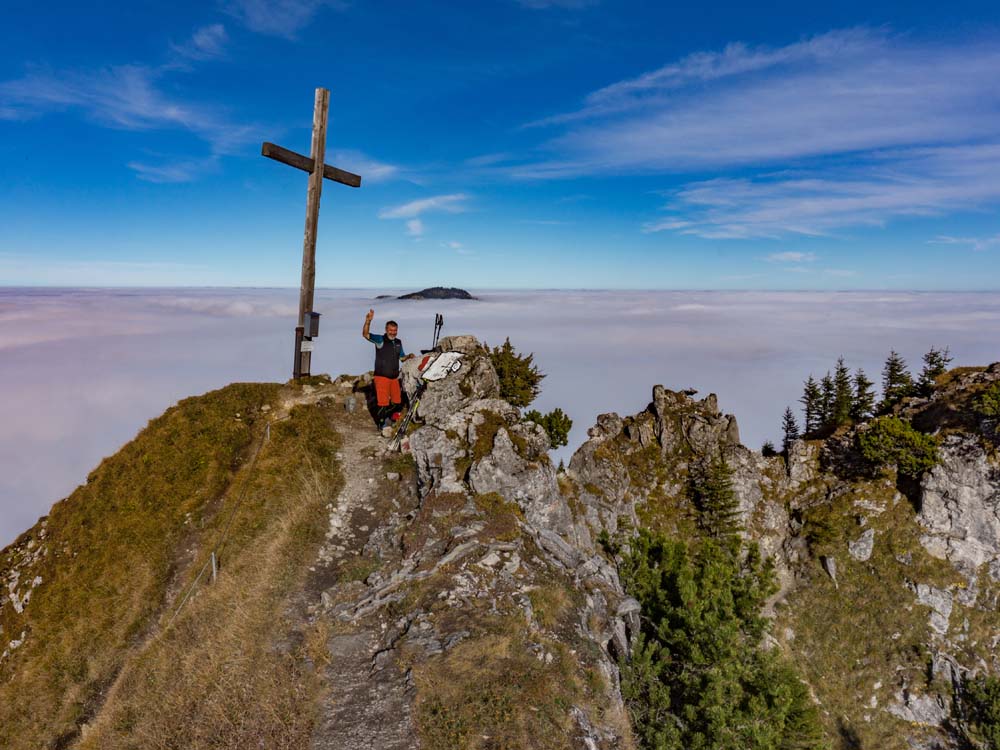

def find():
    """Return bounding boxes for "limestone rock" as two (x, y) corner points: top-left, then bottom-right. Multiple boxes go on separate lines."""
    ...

(787, 440), (821, 488)
(916, 583), (953, 635)
(435, 334), (482, 354)
(468, 428), (568, 532)
(918, 434), (1000, 573)
(887, 688), (949, 727)
(650, 385), (740, 459)
(849, 529), (876, 562)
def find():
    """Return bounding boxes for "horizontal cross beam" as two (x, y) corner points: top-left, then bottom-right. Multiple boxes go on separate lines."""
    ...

(261, 141), (362, 188)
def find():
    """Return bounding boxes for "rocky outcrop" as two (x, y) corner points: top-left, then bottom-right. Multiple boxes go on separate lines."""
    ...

(312, 340), (637, 748)
(918, 433), (1000, 575)
(0, 523), (47, 662)
(556, 366), (1000, 750)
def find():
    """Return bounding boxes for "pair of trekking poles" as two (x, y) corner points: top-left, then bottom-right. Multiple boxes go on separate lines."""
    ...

(388, 347), (464, 451)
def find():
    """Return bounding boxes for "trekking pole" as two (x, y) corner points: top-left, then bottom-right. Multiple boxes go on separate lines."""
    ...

(389, 380), (427, 451)
(432, 313), (443, 348)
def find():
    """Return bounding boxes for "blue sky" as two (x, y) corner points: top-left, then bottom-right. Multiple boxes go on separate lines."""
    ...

(2, 0), (1000, 289)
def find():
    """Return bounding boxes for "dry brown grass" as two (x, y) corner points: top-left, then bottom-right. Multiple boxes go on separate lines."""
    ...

(74, 403), (341, 750)
(527, 583), (573, 631)
(412, 622), (580, 750)
(0, 383), (284, 749)
(0, 385), (342, 750)
(777, 479), (962, 749)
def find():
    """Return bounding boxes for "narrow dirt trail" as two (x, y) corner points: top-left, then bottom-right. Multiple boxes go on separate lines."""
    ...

(287, 384), (421, 750)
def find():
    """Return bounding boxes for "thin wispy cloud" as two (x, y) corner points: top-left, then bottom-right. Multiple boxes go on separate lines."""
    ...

(767, 251), (817, 262)
(378, 193), (469, 219)
(512, 28), (1000, 238)
(643, 218), (693, 233)
(930, 234), (1000, 252)
(649, 143), (1000, 238)
(330, 149), (399, 183)
(224, 0), (349, 39)
(442, 240), (473, 255)
(528, 28), (878, 129)
(170, 24), (229, 62)
(128, 156), (220, 183)
(524, 29), (1000, 171)
(406, 218), (425, 237)
(0, 63), (258, 155)
(465, 152), (514, 167)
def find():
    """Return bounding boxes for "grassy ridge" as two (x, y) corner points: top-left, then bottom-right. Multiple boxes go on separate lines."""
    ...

(0, 382), (340, 749)
(77, 398), (341, 749)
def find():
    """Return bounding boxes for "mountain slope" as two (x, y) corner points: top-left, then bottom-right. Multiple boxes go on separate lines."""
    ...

(1, 381), (341, 748)
(3, 344), (999, 750)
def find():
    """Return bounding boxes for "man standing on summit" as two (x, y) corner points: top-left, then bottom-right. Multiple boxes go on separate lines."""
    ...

(362, 308), (408, 434)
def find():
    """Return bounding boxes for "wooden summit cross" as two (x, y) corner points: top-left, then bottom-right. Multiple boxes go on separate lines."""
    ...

(262, 87), (362, 379)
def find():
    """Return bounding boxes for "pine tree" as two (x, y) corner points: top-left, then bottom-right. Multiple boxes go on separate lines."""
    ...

(761, 440), (778, 457)
(781, 406), (800, 455)
(489, 338), (544, 408)
(851, 368), (876, 422)
(833, 356), (853, 426)
(820, 372), (835, 429)
(617, 529), (827, 750)
(800, 376), (822, 433)
(918, 346), (952, 395)
(691, 458), (742, 543)
(880, 350), (914, 412)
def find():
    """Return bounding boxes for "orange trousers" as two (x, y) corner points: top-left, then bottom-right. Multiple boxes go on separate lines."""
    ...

(373, 375), (401, 407)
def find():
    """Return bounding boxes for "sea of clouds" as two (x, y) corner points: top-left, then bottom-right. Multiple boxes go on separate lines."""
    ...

(2, 287), (998, 547)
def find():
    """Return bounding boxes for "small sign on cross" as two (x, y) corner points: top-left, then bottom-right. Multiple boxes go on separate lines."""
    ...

(261, 87), (363, 379)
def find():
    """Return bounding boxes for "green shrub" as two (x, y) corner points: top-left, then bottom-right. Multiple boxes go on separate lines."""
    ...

(525, 408), (573, 448)
(960, 675), (1000, 749)
(689, 458), (742, 543)
(489, 338), (544, 408)
(617, 530), (828, 750)
(857, 416), (939, 478)
(975, 383), (1000, 418)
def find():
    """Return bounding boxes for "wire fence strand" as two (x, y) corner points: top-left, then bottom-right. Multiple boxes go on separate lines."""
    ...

(163, 420), (271, 631)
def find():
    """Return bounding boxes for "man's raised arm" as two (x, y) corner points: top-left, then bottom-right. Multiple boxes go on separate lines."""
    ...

(362, 308), (374, 341)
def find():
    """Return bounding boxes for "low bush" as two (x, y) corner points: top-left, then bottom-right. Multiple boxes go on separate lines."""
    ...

(857, 416), (939, 478)
(525, 408), (573, 448)
(975, 383), (1000, 419)
(959, 675), (1000, 749)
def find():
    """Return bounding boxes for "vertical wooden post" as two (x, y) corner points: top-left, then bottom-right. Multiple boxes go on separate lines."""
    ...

(293, 325), (304, 379)
(295, 87), (329, 378)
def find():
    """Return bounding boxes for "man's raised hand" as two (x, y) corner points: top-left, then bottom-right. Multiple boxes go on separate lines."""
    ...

(365, 308), (375, 323)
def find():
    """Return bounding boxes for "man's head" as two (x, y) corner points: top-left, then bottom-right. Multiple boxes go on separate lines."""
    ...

(385, 320), (398, 339)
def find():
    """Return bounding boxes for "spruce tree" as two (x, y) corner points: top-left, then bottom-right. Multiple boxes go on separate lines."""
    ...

(800, 376), (822, 433)
(880, 350), (914, 412)
(851, 368), (876, 422)
(918, 346), (952, 395)
(489, 338), (544, 408)
(691, 458), (742, 543)
(782, 406), (800, 454)
(618, 530), (827, 750)
(820, 372), (835, 429)
(833, 356), (853, 426)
